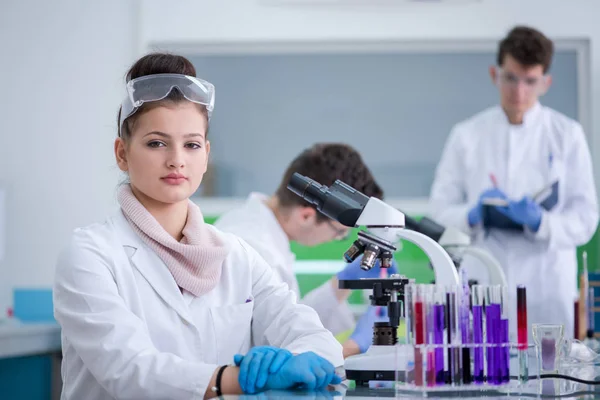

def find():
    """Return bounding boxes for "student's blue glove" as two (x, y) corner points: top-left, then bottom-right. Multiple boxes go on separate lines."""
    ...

(336, 256), (398, 281)
(234, 346), (293, 393)
(263, 352), (342, 391)
(349, 306), (388, 353)
(497, 196), (542, 232)
(468, 188), (508, 226)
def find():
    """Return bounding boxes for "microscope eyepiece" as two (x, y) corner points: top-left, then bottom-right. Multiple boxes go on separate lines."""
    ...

(286, 172), (368, 227)
(287, 173), (327, 208)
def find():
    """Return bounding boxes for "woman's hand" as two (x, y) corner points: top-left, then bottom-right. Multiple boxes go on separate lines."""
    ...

(234, 346), (293, 393)
(263, 352), (342, 392)
(234, 350), (342, 394)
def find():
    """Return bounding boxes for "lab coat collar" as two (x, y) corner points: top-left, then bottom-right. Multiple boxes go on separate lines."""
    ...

(112, 210), (195, 324)
(246, 193), (295, 265)
(499, 101), (542, 129)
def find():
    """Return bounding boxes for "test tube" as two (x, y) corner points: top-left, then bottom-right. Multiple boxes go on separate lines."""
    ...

(588, 287), (595, 338)
(517, 285), (528, 383)
(459, 269), (472, 384)
(484, 286), (495, 384)
(500, 285), (510, 383)
(424, 285), (436, 387)
(413, 284), (426, 386)
(487, 285), (502, 385)
(433, 287), (445, 385)
(445, 285), (461, 385)
(471, 285), (485, 384)
(404, 282), (415, 345)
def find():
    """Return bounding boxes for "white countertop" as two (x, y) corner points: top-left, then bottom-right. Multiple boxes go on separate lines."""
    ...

(0, 320), (61, 358)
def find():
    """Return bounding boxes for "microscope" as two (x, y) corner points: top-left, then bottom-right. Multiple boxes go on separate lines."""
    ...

(287, 173), (460, 384)
(404, 215), (508, 287)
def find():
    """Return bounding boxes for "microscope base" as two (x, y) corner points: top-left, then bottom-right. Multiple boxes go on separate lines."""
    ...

(344, 345), (398, 386)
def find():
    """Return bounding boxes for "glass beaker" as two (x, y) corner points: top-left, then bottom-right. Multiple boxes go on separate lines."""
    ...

(532, 324), (564, 374)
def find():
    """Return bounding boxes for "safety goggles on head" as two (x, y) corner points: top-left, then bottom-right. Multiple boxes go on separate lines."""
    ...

(119, 73), (215, 135)
(495, 68), (549, 95)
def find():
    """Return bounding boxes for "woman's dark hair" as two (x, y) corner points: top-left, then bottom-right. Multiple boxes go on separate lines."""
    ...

(497, 26), (554, 73)
(117, 53), (208, 140)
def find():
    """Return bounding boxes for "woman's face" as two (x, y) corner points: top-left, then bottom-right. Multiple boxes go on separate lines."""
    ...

(115, 102), (210, 206)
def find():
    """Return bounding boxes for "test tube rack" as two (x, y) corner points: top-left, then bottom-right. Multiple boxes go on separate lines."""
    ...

(394, 342), (541, 397)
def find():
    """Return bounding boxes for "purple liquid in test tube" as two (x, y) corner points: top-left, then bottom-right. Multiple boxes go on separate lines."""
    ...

(499, 285), (510, 384)
(472, 285), (486, 385)
(486, 304), (504, 385)
(490, 303), (502, 385)
(485, 303), (496, 384)
(459, 269), (472, 384)
(472, 305), (484, 383)
(425, 286), (436, 386)
(433, 304), (445, 384)
(501, 318), (509, 383)
(445, 290), (460, 385)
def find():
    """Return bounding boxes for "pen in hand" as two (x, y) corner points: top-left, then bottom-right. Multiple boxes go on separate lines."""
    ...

(489, 173), (498, 188)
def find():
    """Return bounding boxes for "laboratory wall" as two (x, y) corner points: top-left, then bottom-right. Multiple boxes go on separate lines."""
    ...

(187, 50), (579, 198)
(141, 0), (600, 187)
(0, 1), (137, 312)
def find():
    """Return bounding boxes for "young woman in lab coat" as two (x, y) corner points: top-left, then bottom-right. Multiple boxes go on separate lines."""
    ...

(429, 26), (599, 339)
(53, 53), (344, 400)
(215, 144), (395, 357)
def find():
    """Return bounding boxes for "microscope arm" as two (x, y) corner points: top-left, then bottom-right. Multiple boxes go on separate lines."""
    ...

(462, 246), (508, 287)
(394, 229), (459, 286)
(405, 215), (506, 287)
(435, 224), (507, 287)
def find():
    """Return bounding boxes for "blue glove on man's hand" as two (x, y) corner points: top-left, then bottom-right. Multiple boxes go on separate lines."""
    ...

(349, 306), (388, 353)
(234, 346), (293, 394)
(336, 255), (398, 281)
(468, 188), (508, 226)
(497, 196), (543, 232)
(262, 352), (342, 391)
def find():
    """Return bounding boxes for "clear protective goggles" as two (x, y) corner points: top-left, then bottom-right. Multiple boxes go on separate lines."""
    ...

(495, 68), (549, 95)
(119, 73), (215, 134)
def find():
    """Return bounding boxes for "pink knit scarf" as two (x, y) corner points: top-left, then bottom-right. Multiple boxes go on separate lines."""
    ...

(118, 184), (229, 296)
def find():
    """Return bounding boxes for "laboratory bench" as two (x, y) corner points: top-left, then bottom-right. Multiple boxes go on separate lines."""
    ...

(217, 352), (600, 400)
(0, 320), (60, 358)
(2, 321), (599, 400)
(0, 320), (62, 400)
(218, 377), (600, 399)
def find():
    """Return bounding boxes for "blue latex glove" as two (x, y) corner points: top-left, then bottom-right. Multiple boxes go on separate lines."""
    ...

(234, 346), (293, 393)
(262, 352), (342, 392)
(349, 306), (388, 353)
(236, 389), (342, 400)
(497, 196), (543, 232)
(337, 255), (398, 281)
(468, 188), (508, 226)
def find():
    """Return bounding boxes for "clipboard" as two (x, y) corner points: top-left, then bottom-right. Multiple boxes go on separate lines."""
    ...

(481, 180), (559, 231)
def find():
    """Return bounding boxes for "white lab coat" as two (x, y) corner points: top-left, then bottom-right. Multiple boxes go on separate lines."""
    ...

(215, 193), (355, 335)
(429, 103), (599, 339)
(53, 210), (344, 400)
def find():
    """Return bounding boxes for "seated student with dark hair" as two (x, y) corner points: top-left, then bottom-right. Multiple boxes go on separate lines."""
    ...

(216, 143), (395, 358)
